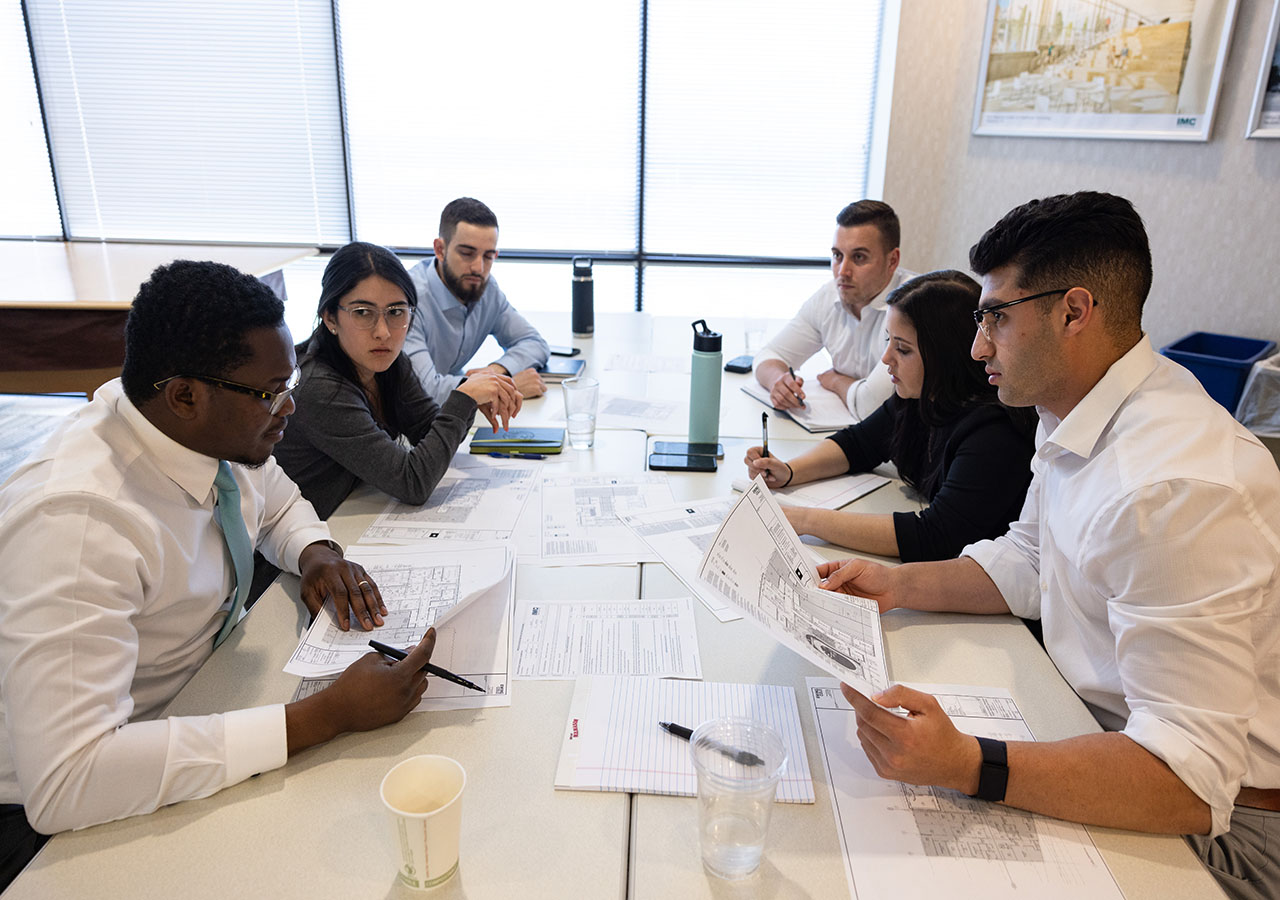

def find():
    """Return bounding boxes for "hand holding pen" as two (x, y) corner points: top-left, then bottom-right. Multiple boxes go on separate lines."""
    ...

(369, 639), (487, 693)
(768, 366), (806, 410)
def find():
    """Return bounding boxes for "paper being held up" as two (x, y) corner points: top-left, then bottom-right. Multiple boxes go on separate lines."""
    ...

(696, 476), (890, 696)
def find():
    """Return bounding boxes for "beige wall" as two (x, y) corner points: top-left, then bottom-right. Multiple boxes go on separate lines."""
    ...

(883, 0), (1280, 350)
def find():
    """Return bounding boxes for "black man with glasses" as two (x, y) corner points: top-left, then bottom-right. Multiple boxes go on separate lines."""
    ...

(816, 192), (1280, 900)
(274, 241), (522, 520)
(0, 260), (439, 885)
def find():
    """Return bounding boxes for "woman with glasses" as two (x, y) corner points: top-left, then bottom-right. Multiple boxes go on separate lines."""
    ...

(274, 242), (521, 519)
(744, 270), (1036, 562)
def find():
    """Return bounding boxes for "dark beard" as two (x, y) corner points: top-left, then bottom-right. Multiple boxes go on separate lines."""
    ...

(439, 259), (486, 304)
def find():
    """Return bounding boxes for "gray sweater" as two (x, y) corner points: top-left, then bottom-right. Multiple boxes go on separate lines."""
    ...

(274, 348), (477, 519)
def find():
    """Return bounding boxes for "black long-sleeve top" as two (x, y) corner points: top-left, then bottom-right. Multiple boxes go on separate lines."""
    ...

(826, 395), (1035, 562)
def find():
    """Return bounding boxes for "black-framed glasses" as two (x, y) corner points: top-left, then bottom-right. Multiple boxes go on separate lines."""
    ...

(152, 366), (301, 415)
(973, 288), (1070, 338)
(337, 304), (414, 331)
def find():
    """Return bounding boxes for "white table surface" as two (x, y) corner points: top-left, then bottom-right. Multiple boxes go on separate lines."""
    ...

(7, 322), (1227, 898)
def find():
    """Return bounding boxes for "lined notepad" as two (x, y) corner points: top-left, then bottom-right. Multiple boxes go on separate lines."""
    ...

(554, 676), (814, 803)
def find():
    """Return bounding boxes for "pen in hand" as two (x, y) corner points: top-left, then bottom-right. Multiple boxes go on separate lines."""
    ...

(658, 720), (765, 767)
(787, 365), (805, 407)
(368, 639), (487, 693)
(761, 411), (769, 459)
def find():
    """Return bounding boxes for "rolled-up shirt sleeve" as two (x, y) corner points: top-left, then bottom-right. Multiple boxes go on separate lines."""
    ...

(488, 293), (550, 376)
(961, 474), (1043, 618)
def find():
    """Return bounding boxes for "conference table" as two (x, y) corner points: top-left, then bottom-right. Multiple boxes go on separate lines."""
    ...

(6, 313), (1225, 899)
(0, 240), (314, 396)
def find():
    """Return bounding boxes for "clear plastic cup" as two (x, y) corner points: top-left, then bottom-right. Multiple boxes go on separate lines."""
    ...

(562, 376), (600, 450)
(689, 717), (788, 880)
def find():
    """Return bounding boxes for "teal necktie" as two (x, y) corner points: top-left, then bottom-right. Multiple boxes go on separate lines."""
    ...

(212, 460), (253, 648)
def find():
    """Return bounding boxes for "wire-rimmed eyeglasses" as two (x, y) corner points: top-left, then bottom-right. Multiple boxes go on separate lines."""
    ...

(973, 289), (1070, 339)
(337, 304), (414, 331)
(152, 366), (301, 415)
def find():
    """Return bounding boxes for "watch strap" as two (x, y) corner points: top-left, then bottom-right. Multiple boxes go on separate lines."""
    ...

(972, 736), (1008, 802)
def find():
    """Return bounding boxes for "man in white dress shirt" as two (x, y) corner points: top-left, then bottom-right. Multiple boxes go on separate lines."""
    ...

(0, 261), (437, 888)
(754, 200), (915, 421)
(819, 192), (1280, 900)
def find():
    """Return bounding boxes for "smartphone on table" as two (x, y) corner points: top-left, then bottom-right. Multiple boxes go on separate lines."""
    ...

(652, 441), (723, 459)
(648, 453), (718, 473)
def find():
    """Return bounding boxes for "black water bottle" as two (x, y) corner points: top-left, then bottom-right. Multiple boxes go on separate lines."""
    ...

(572, 256), (594, 337)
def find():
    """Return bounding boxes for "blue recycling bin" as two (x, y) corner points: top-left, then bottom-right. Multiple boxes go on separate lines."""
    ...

(1160, 332), (1277, 412)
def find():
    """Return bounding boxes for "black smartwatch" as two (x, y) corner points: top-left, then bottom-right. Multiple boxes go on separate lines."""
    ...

(972, 737), (1008, 802)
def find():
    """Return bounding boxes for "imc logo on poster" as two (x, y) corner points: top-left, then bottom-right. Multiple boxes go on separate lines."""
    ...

(1177, 116), (1197, 127)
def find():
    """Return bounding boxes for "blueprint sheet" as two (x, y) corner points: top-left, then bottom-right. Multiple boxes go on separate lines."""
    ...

(806, 678), (1123, 900)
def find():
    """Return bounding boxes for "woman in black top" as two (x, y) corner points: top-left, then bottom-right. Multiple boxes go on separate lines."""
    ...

(274, 242), (521, 519)
(744, 270), (1036, 562)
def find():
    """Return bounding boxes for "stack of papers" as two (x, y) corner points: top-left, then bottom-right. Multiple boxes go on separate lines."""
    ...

(730, 471), (890, 509)
(470, 426), (565, 455)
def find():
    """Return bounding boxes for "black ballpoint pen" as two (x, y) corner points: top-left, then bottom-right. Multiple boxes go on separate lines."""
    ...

(658, 720), (765, 767)
(761, 411), (769, 458)
(368, 639), (487, 693)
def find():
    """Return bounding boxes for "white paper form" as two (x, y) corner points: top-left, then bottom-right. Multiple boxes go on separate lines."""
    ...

(359, 455), (539, 543)
(555, 675), (814, 802)
(284, 543), (512, 677)
(741, 378), (855, 433)
(513, 595), (701, 680)
(806, 678), (1124, 900)
(731, 471), (890, 510)
(538, 473), (675, 566)
(696, 477), (889, 697)
(618, 497), (743, 622)
(291, 574), (515, 711)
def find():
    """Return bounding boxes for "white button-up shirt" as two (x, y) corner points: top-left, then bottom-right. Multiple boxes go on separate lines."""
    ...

(964, 337), (1280, 837)
(755, 269), (914, 421)
(0, 379), (331, 833)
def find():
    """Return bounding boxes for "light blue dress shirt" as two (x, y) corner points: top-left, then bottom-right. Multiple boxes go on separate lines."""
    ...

(402, 258), (550, 406)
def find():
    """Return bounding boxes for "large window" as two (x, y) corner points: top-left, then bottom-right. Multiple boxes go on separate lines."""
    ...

(12, 1), (894, 310)
(24, 0), (347, 244)
(0, 0), (60, 238)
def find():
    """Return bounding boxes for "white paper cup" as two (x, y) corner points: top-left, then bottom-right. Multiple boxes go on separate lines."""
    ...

(380, 755), (466, 891)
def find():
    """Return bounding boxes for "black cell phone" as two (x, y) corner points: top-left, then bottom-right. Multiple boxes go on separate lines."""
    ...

(724, 354), (753, 374)
(652, 441), (723, 459)
(648, 453), (718, 473)
(549, 345), (581, 357)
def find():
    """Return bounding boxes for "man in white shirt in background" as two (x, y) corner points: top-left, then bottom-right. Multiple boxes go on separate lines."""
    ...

(403, 197), (550, 406)
(819, 191), (1280, 900)
(0, 261), (436, 889)
(754, 199), (915, 421)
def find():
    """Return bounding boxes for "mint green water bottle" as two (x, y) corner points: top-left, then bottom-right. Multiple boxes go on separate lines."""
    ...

(689, 319), (722, 445)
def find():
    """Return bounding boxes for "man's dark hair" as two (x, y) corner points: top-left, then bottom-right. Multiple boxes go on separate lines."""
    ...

(835, 200), (900, 253)
(121, 260), (285, 405)
(968, 191), (1152, 339)
(439, 197), (499, 244)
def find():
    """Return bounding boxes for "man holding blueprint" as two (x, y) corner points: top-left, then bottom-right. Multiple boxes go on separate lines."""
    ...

(820, 193), (1280, 900)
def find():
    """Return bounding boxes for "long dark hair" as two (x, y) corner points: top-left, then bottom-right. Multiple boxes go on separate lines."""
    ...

(886, 270), (1031, 497)
(301, 242), (418, 435)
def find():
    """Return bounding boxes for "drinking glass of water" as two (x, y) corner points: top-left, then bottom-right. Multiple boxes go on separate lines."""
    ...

(561, 376), (599, 450)
(690, 717), (787, 880)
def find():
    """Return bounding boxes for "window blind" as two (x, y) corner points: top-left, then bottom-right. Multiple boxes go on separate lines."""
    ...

(24, 0), (348, 244)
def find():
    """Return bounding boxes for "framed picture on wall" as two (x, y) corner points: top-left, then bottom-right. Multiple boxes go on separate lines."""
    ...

(1247, 0), (1280, 138)
(972, 0), (1239, 141)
